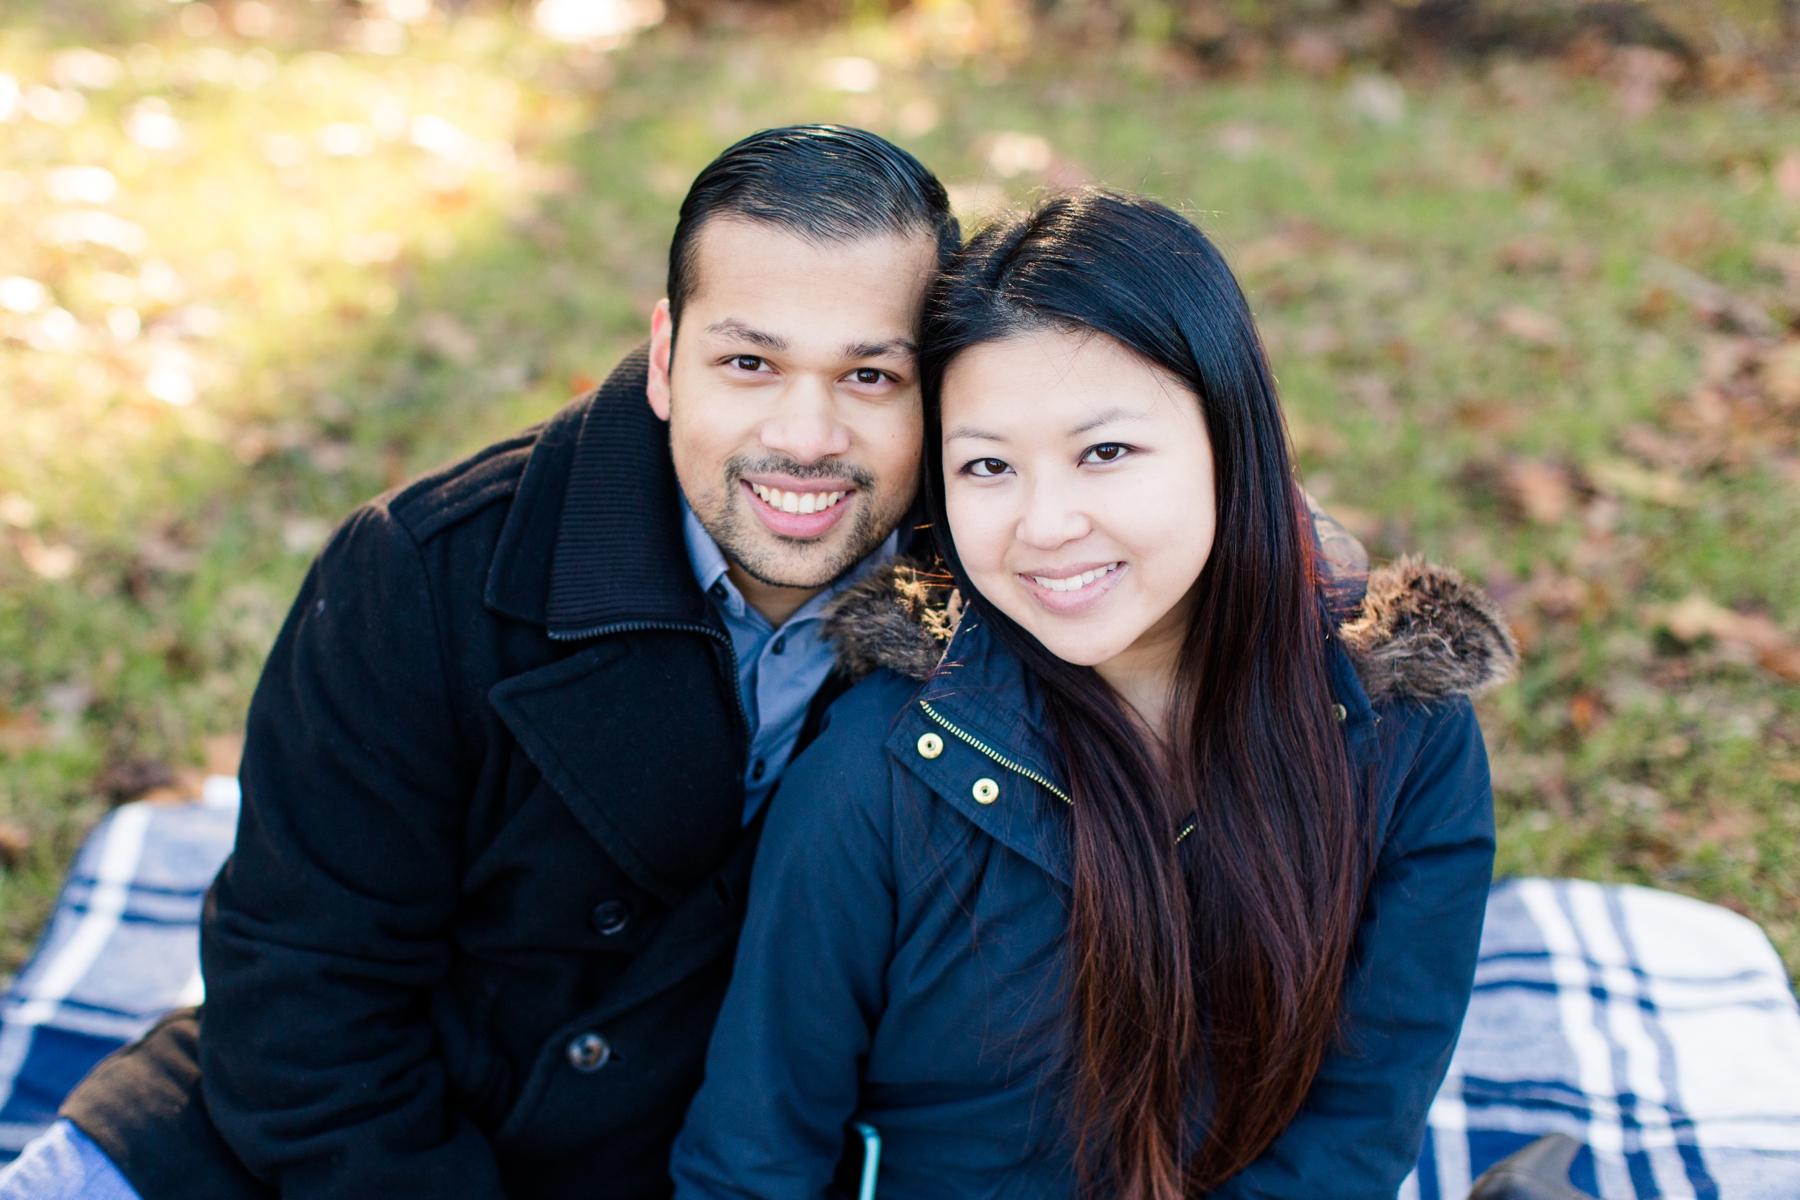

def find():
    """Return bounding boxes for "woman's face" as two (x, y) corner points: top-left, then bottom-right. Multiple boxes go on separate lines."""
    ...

(941, 327), (1217, 669)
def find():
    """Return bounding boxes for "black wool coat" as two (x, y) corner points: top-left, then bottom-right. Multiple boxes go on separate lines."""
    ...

(63, 347), (849, 1200)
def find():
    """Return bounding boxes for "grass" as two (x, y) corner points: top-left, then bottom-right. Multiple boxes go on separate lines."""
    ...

(2, 3), (1799, 978)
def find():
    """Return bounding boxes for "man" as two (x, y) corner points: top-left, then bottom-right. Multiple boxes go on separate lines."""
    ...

(6, 125), (1363, 1199)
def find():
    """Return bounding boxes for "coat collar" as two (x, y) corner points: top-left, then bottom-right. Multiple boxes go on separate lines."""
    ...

(484, 343), (712, 635)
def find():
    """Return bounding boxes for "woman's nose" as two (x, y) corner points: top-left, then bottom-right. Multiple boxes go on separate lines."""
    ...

(1015, 479), (1090, 549)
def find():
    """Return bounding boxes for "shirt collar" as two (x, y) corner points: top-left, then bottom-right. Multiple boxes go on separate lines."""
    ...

(680, 497), (899, 628)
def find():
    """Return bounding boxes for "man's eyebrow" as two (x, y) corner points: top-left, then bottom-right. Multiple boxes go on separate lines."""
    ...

(705, 320), (787, 351)
(1067, 407), (1143, 436)
(944, 424), (1007, 441)
(843, 338), (918, 360)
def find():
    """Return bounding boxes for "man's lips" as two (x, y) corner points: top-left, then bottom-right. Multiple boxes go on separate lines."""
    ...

(741, 478), (855, 539)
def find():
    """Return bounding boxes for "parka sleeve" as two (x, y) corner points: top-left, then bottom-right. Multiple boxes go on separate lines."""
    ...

(1211, 697), (1497, 1200)
(670, 683), (906, 1200)
(198, 503), (507, 1200)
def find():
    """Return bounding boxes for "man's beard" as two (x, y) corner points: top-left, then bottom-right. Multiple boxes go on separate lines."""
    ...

(694, 454), (897, 592)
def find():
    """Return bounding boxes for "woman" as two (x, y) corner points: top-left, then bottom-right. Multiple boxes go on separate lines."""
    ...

(671, 190), (1516, 1200)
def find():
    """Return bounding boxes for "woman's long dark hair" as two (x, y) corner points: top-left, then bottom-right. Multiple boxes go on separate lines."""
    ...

(921, 191), (1370, 1198)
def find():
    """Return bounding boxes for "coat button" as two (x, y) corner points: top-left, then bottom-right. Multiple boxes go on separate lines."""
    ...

(1333, 703), (1347, 723)
(590, 900), (631, 937)
(972, 777), (999, 805)
(566, 1032), (611, 1073)
(916, 732), (944, 759)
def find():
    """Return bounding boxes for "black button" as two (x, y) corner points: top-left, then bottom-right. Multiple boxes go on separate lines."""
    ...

(751, 760), (766, 781)
(590, 899), (630, 937)
(771, 636), (786, 655)
(710, 581), (726, 598)
(566, 1031), (611, 1073)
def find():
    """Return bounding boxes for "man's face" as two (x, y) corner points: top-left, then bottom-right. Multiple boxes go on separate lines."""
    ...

(647, 218), (937, 593)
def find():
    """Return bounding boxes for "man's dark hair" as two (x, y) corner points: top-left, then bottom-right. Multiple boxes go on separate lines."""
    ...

(666, 124), (959, 330)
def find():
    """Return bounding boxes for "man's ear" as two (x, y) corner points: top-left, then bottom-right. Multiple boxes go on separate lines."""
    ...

(647, 298), (674, 422)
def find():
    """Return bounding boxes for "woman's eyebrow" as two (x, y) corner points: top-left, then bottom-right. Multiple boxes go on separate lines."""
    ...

(944, 424), (1007, 442)
(1067, 406), (1141, 436)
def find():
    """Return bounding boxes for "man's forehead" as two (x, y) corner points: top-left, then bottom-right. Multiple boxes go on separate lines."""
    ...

(681, 217), (938, 339)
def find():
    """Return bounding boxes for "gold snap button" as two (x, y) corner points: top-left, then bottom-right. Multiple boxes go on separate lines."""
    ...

(917, 732), (944, 759)
(972, 778), (999, 805)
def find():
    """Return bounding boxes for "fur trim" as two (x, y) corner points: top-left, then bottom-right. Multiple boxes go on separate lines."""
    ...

(827, 556), (1519, 701)
(1336, 555), (1518, 703)
(824, 562), (962, 683)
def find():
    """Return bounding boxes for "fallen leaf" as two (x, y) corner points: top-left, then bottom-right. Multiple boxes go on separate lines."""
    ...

(1496, 234), (1559, 273)
(416, 312), (478, 366)
(0, 709), (46, 754)
(1652, 594), (1800, 686)
(1776, 152), (1800, 202)
(0, 823), (30, 867)
(1586, 458), (1692, 507)
(1501, 459), (1574, 524)
(1759, 341), (1800, 407)
(95, 757), (175, 803)
(1496, 304), (1565, 347)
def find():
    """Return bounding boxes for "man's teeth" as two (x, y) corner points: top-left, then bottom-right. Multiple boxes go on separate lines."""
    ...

(751, 482), (847, 515)
(1032, 563), (1121, 592)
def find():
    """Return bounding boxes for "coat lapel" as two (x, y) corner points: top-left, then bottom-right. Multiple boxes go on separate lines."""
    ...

(482, 345), (747, 904)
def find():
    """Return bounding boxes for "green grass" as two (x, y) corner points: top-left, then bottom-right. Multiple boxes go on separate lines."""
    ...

(3, 5), (1799, 977)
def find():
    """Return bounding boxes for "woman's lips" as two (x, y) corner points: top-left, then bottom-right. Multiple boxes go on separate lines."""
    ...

(742, 479), (854, 539)
(1017, 561), (1127, 615)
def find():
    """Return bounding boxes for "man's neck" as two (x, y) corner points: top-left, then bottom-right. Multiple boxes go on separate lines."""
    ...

(727, 562), (823, 627)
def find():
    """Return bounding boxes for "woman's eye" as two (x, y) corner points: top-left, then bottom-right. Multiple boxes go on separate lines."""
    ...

(966, 458), (1012, 478)
(731, 355), (765, 372)
(1083, 443), (1129, 464)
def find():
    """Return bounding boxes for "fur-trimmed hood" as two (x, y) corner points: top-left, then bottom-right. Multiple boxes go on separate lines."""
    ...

(824, 556), (1518, 704)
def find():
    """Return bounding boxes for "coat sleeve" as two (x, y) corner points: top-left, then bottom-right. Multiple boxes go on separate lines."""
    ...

(670, 685), (904, 1200)
(1211, 697), (1496, 1200)
(198, 503), (507, 1200)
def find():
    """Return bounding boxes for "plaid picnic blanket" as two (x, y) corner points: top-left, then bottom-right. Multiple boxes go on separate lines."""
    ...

(0, 780), (238, 1158)
(1408, 877), (1800, 1200)
(0, 795), (1797, 1200)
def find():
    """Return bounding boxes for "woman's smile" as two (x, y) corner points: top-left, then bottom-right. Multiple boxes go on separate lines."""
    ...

(1017, 560), (1127, 614)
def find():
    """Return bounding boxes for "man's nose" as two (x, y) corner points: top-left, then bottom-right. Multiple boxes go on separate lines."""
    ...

(759, 378), (852, 464)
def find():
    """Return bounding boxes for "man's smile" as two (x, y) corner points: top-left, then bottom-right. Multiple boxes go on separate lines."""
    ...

(740, 474), (857, 540)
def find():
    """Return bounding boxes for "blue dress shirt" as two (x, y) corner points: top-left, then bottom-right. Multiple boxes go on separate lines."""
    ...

(681, 500), (897, 823)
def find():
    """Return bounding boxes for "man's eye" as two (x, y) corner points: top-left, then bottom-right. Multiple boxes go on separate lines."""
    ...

(966, 458), (1012, 478)
(853, 368), (887, 385)
(731, 355), (764, 372)
(1083, 443), (1129, 464)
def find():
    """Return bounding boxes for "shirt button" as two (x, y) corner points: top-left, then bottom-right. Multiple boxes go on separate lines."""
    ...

(771, 636), (786, 655)
(973, 778), (999, 805)
(916, 733), (944, 759)
(751, 760), (766, 781)
(590, 900), (631, 937)
(710, 582), (726, 598)
(566, 1031), (611, 1073)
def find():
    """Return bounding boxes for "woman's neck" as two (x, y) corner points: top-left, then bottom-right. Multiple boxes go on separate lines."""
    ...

(1091, 589), (1195, 745)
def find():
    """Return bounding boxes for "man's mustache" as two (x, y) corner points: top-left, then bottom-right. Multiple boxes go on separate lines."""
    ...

(725, 456), (875, 491)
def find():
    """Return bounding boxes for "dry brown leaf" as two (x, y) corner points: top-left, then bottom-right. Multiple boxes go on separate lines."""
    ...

(1586, 458), (1693, 507)
(0, 709), (46, 754)
(1496, 234), (1559, 273)
(0, 822), (30, 868)
(1653, 594), (1800, 685)
(1776, 153), (1800, 202)
(1496, 305), (1565, 347)
(1501, 459), (1574, 524)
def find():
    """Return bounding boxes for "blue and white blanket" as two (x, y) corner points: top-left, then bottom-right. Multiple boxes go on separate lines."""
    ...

(0, 793), (1797, 1200)
(1411, 877), (1800, 1199)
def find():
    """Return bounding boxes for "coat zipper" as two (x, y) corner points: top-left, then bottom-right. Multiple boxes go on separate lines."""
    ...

(550, 620), (750, 753)
(918, 700), (1196, 844)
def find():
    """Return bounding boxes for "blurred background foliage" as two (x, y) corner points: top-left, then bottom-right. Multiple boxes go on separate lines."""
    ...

(1, 0), (1799, 978)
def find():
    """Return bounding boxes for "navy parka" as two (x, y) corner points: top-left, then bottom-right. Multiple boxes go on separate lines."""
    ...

(672, 562), (1510, 1200)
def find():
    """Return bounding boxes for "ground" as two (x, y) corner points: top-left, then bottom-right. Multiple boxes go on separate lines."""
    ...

(1, 2), (1798, 978)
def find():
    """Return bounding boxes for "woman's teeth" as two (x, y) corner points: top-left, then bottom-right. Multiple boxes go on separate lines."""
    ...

(1031, 563), (1120, 592)
(750, 483), (847, 515)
